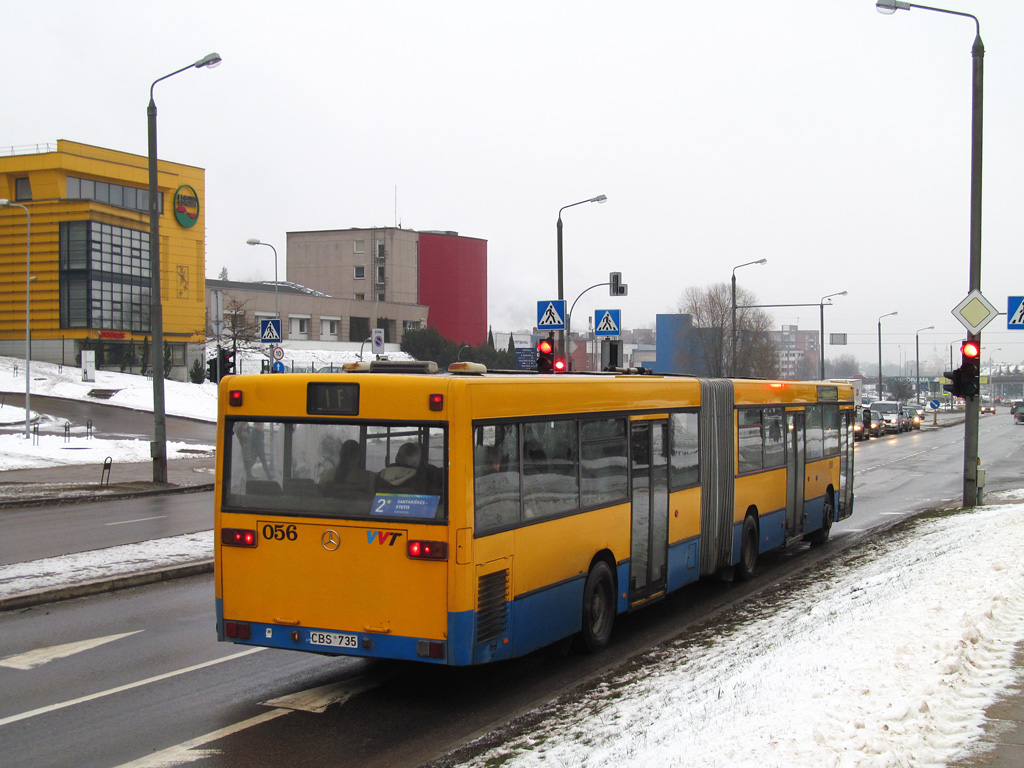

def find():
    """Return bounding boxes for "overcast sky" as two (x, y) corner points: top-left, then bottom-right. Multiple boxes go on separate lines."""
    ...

(6, 1), (1024, 371)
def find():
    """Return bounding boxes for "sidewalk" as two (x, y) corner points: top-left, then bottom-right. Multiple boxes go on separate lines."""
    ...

(0, 455), (214, 507)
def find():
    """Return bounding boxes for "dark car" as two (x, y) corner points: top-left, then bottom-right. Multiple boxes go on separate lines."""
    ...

(1011, 400), (1024, 415)
(1016, 409), (1024, 425)
(868, 409), (885, 438)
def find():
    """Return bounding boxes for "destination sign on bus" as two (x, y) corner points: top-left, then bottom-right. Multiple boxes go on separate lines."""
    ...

(306, 383), (359, 415)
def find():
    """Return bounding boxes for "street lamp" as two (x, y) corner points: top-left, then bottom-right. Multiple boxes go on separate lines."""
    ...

(915, 325), (934, 404)
(731, 259), (767, 377)
(556, 194), (607, 363)
(148, 51), (222, 483)
(876, 1), (985, 507)
(246, 239), (279, 321)
(877, 312), (898, 399)
(819, 291), (847, 379)
(0, 199), (31, 438)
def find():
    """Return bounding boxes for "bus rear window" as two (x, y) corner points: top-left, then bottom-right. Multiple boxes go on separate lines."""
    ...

(223, 420), (446, 522)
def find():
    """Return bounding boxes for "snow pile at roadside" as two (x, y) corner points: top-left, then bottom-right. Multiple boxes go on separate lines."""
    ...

(0, 531), (213, 599)
(459, 505), (1024, 768)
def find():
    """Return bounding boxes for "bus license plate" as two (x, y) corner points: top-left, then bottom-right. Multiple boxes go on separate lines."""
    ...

(308, 631), (358, 649)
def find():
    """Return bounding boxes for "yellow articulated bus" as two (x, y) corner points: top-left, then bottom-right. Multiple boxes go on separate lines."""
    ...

(215, 361), (855, 666)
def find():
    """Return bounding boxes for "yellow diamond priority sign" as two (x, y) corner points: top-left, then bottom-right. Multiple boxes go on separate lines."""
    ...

(952, 290), (998, 335)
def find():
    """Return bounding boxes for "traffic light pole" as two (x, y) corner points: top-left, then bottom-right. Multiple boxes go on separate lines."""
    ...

(963, 23), (984, 508)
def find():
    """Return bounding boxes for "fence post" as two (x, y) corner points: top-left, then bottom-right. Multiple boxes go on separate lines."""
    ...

(101, 457), (112, 486)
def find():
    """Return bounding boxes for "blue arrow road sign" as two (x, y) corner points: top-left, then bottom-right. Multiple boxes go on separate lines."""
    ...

(1008, 297), (1024, 329)
(537, 300), (566, 330)
(594, 309), (621, 337)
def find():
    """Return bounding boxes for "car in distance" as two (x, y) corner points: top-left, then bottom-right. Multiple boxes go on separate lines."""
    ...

(871, 401), (907, 433)
(869, 409), (885, 438)
(981, 404), (996, 415)
(906, 406), (924, 430)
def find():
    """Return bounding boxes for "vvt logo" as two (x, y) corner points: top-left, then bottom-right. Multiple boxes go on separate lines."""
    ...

(367, 530), (402, 546)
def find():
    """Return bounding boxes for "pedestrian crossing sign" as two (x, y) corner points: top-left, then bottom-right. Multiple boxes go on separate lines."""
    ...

(1009, 297), (1024, 329)
(260, 319), (282, 343)
(536, 300), (566, 330)
(594, 309), (621, 337)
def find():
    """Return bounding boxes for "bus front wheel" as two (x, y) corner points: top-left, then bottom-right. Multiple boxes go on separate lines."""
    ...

(579, 561), (615, 653)
(736, 515), (758, 582)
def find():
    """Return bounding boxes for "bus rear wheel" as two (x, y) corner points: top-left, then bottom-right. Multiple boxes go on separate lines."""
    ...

(579, 561), (615, 653)
(736, 515), (758, 581)
(808, 493), (835, 545)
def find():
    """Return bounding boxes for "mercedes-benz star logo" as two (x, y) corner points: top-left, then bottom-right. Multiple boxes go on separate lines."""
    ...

(321, 530), (340, 551)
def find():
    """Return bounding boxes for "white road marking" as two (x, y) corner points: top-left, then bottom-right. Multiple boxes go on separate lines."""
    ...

(106, 516), (167, 526)
(0, 647), (263, 728)
(263, 669), (398, 713)
(110, 669), (396, 766)
(111, 710), (288, 768)
(1, 630), (144, 670)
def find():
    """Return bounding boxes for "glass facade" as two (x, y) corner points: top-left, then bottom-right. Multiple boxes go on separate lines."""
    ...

(66, 176), (161, 215)
(59, 221), (151, 332)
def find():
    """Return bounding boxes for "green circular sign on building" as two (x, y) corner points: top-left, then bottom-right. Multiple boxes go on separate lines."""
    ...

(173, 184), (200, 228)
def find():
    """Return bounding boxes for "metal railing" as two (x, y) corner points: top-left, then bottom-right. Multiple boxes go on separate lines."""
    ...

(0, 143), (57, 156)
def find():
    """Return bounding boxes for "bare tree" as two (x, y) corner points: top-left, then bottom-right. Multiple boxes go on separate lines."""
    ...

(829, 354), (861, 378)
(678, 282), (778, 378)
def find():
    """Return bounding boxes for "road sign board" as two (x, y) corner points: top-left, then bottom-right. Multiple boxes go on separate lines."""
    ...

(594, 309), (621, 337)
(272, 345), (285, 362)
(372, 328), (385, 352)
(951, 290), (998, 335)
(537, 300), (566, 330)
(1008, 297), (1024, 329)
(272, 361), (285, 373)
(929, 399), (940, 410)
(260, 318), (282, 343)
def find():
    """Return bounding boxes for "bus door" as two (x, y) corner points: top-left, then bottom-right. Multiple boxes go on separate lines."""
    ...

(629, 419), (669, 607)
(785, 411), (805, 537)
(838, 410), (855, 520)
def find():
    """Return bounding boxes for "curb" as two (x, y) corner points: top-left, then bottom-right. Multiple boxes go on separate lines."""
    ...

(0, 559), (214, 612)
(0, 483), (215, 511)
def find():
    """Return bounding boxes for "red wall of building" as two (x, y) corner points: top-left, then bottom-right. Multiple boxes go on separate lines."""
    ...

(417, 232), (487, 346)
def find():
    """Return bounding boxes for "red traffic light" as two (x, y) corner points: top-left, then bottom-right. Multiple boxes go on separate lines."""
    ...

(553, 358), (566, 372)
(961, 340), (981, 358)
(537, 339), (554, 355)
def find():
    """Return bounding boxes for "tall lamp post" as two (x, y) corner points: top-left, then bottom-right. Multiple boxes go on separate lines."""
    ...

(877, 0), (984, 507)
(819, 291), (847, 379)
(0, 199), (31, 438)
(915, 325), (934, 404)
(148, 52), (222, 483)
(556, 194), (607, 363)
(246, 239), (279, 320)
(878, 311), (898, 400)
(731, 259), (768, 377)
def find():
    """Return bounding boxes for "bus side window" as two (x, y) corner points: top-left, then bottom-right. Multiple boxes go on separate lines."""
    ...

(474, 424), (521, 534)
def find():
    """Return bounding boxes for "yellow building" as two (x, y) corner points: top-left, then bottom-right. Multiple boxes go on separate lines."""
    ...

(0, 140), (207, 378)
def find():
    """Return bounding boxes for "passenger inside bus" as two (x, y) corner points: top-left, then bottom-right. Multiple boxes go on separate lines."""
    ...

(330, 440), (375, 492)
(378, 442), (442, 496)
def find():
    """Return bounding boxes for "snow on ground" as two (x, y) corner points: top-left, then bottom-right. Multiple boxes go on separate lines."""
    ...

(457, 504), (1024, 768)
(0, 349), (412, 470)
(0, 532), (212, 599)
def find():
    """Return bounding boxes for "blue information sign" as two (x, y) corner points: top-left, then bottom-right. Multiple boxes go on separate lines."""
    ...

(1008, 297), (1024, 329)
(594, 309), (621, 337)
(260, 319), (282, 343)
(372, 494), (440, 519)
(536, 300), (566, 330)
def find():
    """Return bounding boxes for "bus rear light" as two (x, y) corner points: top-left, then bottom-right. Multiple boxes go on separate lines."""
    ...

(225, 621), (251, 640)
(416, 640), (445, 659)
(428, 393), (444, 411)
(408, 540), (447, 560)
(228, 389), (243, 406)
(222, 528), (257, 547)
